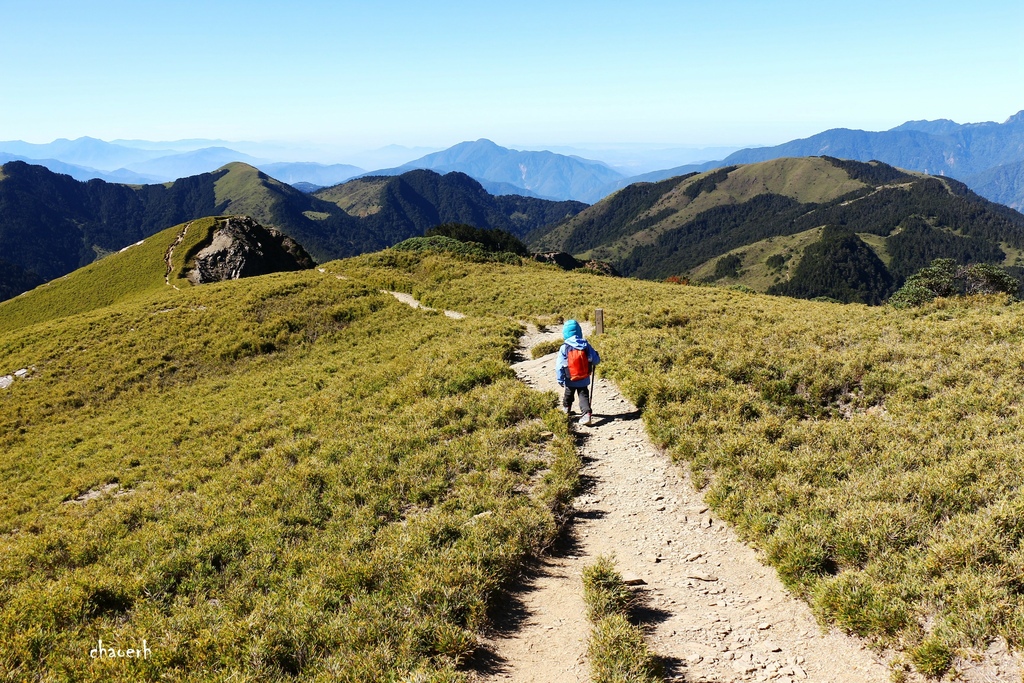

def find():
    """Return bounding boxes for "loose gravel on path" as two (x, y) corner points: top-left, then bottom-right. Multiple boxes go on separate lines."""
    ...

(360, 284), (1021, 683)
(477, 324), (892, 683)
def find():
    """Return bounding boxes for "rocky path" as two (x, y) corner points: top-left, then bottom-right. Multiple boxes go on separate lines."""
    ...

(384, 291), (465, 319)
(477, 324), (893, 683)
(351, 282), (1019, 682)
(164, 221), (192, 288)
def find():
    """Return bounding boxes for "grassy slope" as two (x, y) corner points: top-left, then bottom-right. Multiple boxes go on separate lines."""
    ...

(337, 252), (1024, 676)
(1000, 241), (1024, 267)
(10, 241), (1024, 678)
(539, 157), (867, 259)
(213, 162), (301, 220)
(687, 228), (894, 290)
(0, 217), (220, 335)
(857, 232), (892, 266)
(314, 177), (390, 216)
(0, 263), (578, 682)
(688, 227), (824, 289)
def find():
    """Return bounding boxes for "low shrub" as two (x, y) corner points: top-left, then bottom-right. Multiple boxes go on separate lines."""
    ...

(531, 339), (563, 359)
(333, 252), (1024, 677)
(581, 556), (661, 683)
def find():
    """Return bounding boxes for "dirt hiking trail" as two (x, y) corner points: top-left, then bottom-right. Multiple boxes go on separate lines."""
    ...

(164, 220), (192, 289)
(371, 287), (1021, 683)
(477, 323), (896, 683)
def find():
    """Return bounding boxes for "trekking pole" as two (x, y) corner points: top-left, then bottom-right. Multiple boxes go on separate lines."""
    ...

(590, 371), (596, 417)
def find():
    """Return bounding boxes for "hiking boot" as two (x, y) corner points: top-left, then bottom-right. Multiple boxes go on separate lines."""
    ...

(579, 412), (593, 426)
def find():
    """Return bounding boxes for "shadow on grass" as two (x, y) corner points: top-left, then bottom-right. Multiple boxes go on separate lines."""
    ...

(628, 576), (690, 681)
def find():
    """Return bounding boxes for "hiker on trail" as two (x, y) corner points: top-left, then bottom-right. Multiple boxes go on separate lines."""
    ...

(557, 319), (600, 426)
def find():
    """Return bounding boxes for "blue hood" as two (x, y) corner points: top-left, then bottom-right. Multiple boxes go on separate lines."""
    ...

(562, 319), (582, 340)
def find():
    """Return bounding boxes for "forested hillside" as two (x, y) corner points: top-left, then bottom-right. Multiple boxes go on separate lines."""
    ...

(0, 161), (585, 302)
(532, 157), (1024, 304)
(625, 110), (1024, 210)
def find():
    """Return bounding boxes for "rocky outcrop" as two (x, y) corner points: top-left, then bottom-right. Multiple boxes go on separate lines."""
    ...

(186, 216), (315, 285)
(533, 251), (582, 270)
(532, 251), (619, 276)
(580, 259), (620, 276)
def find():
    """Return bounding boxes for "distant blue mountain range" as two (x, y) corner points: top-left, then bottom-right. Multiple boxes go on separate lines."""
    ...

(4, 111), (1024, 210)
(0, 138), (365, 188)
(625, 111), (1024, 210)
(0, 152), (160, 184)
(0, 137), (166, 170)
(365, 113), (1024, 209)
(368, 139), (625, 203)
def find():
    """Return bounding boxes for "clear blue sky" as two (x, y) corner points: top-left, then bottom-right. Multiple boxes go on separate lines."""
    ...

(2, 0), (1021, 147)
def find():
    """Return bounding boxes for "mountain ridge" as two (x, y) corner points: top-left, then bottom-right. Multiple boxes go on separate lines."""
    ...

(0, 137), (367, 187)
(369, 139), (624, 203)
(622, 111), (1024, 209)
(0, 160), (585, 302)
(530, 156), (1024, 304)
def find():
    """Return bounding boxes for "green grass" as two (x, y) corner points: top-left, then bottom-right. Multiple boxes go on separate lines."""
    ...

(213, 162), (295, 218)
(314, 177), (388, 217)
(909, 636), (955, 678)
(11, 239), (1024, 679)
(0, 217), (222, 335)
(335, 250), (1024, 677)
(858, 232), (893, 266)
(688, 227), (823, 289)
(581, 556), (635, 622)
(0, 264), (579, 681)
(582, 556), (661, 683)
(1000, 241), (1024, 267)
(531, 339), (563, 359)
(543, 157), (868, 260)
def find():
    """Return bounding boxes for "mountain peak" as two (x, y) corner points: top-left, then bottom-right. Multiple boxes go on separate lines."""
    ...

(445, 138), (505, 153)
(888, 118), (962, 136)
(1005, 110), (1024, 125)
(384, 139), (622, 202)
(217, 161), (259, 172)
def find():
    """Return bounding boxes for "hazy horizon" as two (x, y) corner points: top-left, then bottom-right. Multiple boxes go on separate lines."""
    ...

(3, 0), (1021, 151)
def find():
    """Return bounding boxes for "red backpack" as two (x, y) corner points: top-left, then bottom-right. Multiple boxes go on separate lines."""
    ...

(567, 347), (590, 381)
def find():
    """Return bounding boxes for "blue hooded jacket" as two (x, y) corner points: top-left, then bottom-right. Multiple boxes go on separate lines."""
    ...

(556, 319), (600, 387)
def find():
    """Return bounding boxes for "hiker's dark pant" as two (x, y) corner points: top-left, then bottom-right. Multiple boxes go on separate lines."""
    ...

(562, 385), (592, 414)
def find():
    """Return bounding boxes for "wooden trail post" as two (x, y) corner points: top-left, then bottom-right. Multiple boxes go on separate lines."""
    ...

(595, 308), (604, 335)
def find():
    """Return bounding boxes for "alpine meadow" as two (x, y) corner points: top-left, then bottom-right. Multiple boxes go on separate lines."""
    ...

(3, 223), (1024, 678)
(337, 247), (1024, 679)
(6, 2), (1024, 678)
(0, 233), (582, 682)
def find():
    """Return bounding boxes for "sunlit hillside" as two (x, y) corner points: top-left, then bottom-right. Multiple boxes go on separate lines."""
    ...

(0, 250), (577, 682)
(340, 250), (1024, 678)
(529, 156), (1024, 304)
(5, 239), (1024, 679)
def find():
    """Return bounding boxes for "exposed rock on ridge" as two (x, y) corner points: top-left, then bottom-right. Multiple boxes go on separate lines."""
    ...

(532, 251), (620, 276)
(185, 216), (315, 285)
